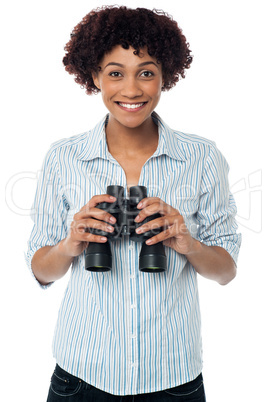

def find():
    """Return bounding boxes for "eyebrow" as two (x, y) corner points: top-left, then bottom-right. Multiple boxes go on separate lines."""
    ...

(103, 61), (160, 70)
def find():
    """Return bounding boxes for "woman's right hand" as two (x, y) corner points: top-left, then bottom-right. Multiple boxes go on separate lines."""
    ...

(61, 194), (117, 258)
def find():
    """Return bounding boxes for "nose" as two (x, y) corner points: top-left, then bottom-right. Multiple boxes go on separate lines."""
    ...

(120, 77), (143, 98)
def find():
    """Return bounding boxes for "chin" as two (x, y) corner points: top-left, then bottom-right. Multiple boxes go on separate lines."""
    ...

(113, 112), (153, 129)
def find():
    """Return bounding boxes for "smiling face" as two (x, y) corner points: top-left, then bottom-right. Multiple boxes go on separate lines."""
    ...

(92, 45), (163, 131)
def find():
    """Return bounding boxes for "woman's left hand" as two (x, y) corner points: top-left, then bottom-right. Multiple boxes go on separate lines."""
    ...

(134, 197), (196, 256)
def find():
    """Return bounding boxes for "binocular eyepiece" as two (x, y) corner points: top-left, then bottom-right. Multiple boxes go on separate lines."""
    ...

(85, 185), (167, 273)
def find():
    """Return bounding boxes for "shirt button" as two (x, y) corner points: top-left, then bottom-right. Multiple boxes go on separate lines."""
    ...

(131, 362), (138, 368)
(131, 304), (137, 309)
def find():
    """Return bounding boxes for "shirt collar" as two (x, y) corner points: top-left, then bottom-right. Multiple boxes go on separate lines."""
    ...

(77, 115), (109, 161)
(152, 112), (187, 161)
(77, 112), (187, 162)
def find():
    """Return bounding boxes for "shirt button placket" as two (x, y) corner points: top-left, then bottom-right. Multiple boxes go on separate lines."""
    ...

(128, 242), (139, 392)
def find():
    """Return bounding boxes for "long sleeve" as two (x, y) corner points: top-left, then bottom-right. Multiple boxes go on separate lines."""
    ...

(25, 146), (69, 287)
(196, 144), (241, 265)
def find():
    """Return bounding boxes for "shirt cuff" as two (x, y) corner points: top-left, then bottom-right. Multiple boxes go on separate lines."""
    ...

(200, 235), (241, 266)
(25, 245), (53, 290)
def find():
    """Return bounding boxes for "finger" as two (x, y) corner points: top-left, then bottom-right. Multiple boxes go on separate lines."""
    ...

(75, 201), (117, 224)
(136, 200), (177, 223)
(88, 194), (117, 209)
(71, 230), (108, 243)
(135, 215), (177, 234)
(71, 218), (114, 234)
(137, 197), (161, 209)
(78, 194), (117, 214)
(89, 207), (117, 224)
(145, 224), (177, 245)
(146, 217), (189, 245)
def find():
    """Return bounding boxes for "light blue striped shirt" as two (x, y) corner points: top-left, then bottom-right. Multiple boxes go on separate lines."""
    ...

(26, 113), (241, 395)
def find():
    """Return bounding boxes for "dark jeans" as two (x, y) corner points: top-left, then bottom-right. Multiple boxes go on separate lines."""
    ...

(47, 364), (206, 401)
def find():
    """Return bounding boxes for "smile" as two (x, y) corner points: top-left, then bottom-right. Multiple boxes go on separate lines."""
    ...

(116, 102), (147, 110)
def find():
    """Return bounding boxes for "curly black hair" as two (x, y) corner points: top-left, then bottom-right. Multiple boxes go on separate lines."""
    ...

(63, 6), (193, 95)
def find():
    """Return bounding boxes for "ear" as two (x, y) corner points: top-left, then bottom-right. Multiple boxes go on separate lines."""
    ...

(92, 72), (100, 90)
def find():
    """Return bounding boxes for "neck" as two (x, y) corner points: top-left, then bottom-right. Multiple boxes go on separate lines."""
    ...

(105, 114), (158, 156)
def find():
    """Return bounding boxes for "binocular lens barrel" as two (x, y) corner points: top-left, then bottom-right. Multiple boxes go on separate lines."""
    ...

(85, 241), (112, 272)
(139, 243), (166, 273)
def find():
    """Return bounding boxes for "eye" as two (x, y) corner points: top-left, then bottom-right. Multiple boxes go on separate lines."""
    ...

(140, 70), (154, 78)
(109, 71), (122, 77)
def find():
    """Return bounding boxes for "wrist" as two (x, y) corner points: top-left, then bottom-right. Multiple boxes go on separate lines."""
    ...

(57, 238), (75, 261)
(184, 238), (202, 258)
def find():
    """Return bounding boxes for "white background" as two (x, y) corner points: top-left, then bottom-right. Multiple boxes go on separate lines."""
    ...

(1, 0), (266, 400)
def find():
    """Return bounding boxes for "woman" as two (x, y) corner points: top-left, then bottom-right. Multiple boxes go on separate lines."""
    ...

(26, 6), (241, 401)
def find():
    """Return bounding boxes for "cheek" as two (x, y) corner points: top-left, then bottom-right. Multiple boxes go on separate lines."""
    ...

(100, 89), (112, 106)
(146, 80), (163, 100)
(150, 87), (162, 104)
(100, 81), (120, 101)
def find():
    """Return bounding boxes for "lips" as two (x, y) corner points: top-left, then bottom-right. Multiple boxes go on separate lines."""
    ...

(115, 102), (148, 111)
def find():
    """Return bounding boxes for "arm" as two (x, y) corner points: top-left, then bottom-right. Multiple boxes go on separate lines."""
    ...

(26, 145), (117, 287)
(31, 194), (117, 286)
(31, 242), (74, 286)
(134, 145), (241, 285)
(135, 196), (239, 285)
(185, 241), (236, 285)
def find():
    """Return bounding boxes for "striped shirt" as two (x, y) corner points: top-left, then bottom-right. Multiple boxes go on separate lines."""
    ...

(26, 112), (241, 396)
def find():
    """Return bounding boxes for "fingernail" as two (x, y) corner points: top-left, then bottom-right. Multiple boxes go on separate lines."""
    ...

(137, 202), (143, 209)
(109, 196), (116, 201)
(106, 226), (114, 232)
(109, 216), (116, 223)
(101, 237), (107, 242)
(146, 239), (153, 245)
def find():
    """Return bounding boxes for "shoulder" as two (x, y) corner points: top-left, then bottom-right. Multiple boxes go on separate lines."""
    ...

(172, 129), (216, 150)
(158, 114), (229, 172)
(175, 130), (230, 176)
(171, 128), (222, 162)
(43, 131), (91, 166)
(171, 129), (229, 174)
(49, 131), (89, 155)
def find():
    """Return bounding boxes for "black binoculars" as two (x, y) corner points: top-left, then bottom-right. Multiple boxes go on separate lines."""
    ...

(85, 185), (167, 273)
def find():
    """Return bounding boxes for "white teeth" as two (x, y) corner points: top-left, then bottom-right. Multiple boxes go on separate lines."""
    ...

(118, 102), (145, 109)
